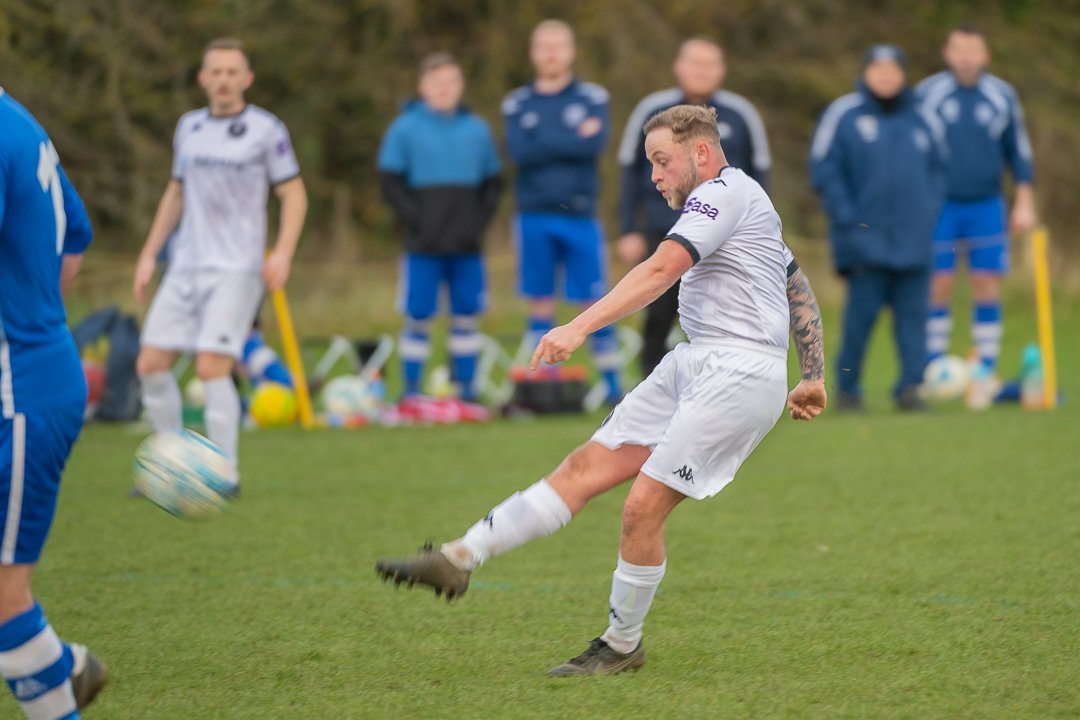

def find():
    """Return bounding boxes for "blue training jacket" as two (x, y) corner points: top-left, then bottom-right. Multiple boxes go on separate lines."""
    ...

(809, 82), (947, 273)
(377, 100), (502, 255)
(916, 70), (1034, 201)
(502, 79), (608, 217)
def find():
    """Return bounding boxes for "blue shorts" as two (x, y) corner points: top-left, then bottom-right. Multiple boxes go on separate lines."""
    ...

(397, 253), (486, 319)
(1, 397), (85, 565)
(933, 196), (1008, 274)
(514, 213), (607, 302)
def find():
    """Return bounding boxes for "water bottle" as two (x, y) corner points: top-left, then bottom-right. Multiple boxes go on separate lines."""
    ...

(1020, 344), (1044, 410)
(368, 372), (386, 402)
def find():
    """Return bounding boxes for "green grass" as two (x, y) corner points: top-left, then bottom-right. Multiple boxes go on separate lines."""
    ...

(7, 395), (1077, 718)
(7, 264), (1079, 718)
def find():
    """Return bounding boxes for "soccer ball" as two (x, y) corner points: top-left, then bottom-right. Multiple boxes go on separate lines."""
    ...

(133, 430), (238, 518)
(250, 382), (298, 428)
(321, 375), (377, 418)
(923, 354), (969, 401)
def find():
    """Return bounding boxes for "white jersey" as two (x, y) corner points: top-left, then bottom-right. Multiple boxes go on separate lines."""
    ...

(170, 104), (300, 273)
(665, 167), (794, 349)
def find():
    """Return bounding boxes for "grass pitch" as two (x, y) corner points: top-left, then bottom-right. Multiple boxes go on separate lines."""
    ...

(7, 281), (1079, 718)
(10, 390), (1076, 719)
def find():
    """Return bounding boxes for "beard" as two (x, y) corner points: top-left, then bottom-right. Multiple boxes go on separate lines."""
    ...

(665, 161), (699, 210)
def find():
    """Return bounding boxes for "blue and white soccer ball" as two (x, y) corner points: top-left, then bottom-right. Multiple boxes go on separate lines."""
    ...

(321, 374), (379, 418)
(923, 354), (969, 401)
(133, 430), (238, 518)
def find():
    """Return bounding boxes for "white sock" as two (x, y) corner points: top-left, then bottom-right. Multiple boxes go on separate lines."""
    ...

(140, 370), (182, 432)
(443, 479), (571, 570)
(601, 555), (667, 653)
(202, 377), (240, 466)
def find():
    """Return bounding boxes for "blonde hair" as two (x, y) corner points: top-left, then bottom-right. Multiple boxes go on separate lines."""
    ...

(642, 105), (721, 147)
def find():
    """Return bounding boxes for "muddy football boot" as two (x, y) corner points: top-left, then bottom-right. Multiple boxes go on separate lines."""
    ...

(70, 644), (108, 710)
(376, 542), (471, 601)
(547, 637), (645, 677)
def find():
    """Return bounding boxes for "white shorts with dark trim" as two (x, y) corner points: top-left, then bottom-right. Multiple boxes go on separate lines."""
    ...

(591, 338), (788, 500)
(142, 269), (264, 359)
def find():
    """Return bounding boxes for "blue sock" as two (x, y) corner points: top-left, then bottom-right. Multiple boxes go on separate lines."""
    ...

(399, 318), (432, 397)
(450, 315), (482, 401)
(0, 603), (78, 719)
(973, 302), (1003, 371)
(526, 316), (554, 351)
(243, 330), (293, 388)
(926, 306), (951, 363)
(590, 324), (621, 398)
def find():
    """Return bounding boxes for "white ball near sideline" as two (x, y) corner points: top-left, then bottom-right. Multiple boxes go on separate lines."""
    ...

(321, 375), (377, 417)
(133, 430), (237, 519)
(923, 354), (969, 401)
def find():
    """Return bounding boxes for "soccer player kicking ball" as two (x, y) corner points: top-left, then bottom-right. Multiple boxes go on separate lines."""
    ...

(0, 90), (107, 717)
(133, 38), (307, 487)
(377, 105), (827, 677)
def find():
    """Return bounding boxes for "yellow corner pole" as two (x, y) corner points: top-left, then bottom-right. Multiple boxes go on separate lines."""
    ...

(270, 286), (315, 428)
(1031, 226), (1058, 409)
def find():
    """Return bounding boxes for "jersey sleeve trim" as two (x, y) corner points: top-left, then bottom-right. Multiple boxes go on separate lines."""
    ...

(810, 93), (862, 160)
(786, 258), (800, 278)
(270, 171), (301, 187)
(616, 88), (682, 165)
(664, 233), (701, 265)
(714, 90), (771, 171)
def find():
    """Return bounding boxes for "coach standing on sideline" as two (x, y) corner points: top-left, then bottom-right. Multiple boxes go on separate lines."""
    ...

(809, 45), (947, 411)
(378, 52), (502, 406)
(503, 19), (622, 404)
(616, 38), (771, 378)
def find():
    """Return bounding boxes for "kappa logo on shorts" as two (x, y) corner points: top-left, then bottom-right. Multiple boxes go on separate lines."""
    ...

(673, 465), (695, 485)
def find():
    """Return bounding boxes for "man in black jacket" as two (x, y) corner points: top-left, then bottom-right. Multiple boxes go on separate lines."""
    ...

(377, 52), (502, 403)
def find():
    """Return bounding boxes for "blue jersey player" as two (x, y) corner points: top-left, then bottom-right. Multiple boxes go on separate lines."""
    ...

(503, 20), (621, 403)
(0, 90), (107, 718)
(917, 24), (1037, 399)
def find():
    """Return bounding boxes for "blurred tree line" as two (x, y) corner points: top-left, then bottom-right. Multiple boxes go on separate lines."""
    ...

(2, 0), (1078, 263)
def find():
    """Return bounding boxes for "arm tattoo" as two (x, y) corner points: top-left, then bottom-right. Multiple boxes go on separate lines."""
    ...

(787, 268), (825, 381)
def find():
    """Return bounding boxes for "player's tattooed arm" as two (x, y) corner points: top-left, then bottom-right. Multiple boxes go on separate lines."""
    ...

(787, 268), (824, 381)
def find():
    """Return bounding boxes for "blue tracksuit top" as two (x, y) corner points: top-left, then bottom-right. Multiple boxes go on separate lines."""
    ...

(502, 79), (608, 216)
(377, 100), (502, 255)
(809, 83), (948, 272)
(378, 100), (501, 189)
(916, 70), (1034, 201)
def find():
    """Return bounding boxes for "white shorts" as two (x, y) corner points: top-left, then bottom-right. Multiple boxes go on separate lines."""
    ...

(141, 270), (264, 359)
(592, 338), (788, 500)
